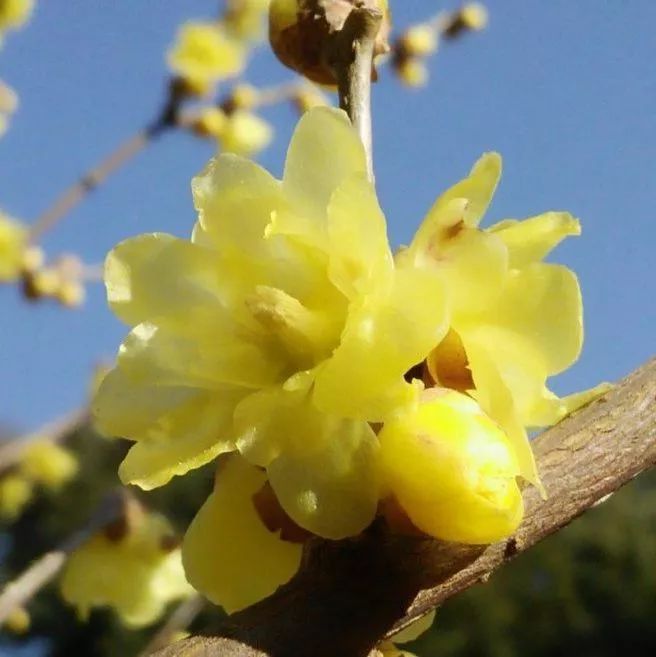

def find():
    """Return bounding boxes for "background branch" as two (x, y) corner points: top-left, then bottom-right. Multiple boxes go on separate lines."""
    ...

(151, 357), (656, 657)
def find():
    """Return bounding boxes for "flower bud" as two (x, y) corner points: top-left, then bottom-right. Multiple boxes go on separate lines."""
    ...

(269, 0), (391, 85)
(399, 24), (439, 58)
(379, 388), (523, 544)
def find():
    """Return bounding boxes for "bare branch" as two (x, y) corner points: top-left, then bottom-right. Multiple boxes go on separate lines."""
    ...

(152, 358), (656, 657)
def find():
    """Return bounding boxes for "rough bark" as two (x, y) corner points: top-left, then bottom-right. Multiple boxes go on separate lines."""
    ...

(153, 358), (656, 657)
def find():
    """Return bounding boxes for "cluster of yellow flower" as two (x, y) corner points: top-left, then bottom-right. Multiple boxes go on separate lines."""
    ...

(0, 211), (88, 306)
(94, 106), (605, 615)
(391, 3), (488, 87)
(165, 2), (278, 159)
(0, 439), (78, 520)
(60, 502), (193, 627)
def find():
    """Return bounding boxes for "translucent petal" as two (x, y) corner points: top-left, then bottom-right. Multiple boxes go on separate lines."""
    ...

(116, 321), (285, 390)
(235, 385), (380, 538)
(105, 233), (226, 328)
(192, 153), (341, 315)
(192, 153), (283, 255)
(464, 338), (542, 490)
(435, 227), (508, 315)
(94, 368), (241, 489)
(182, 456), (302, 613)
(267, 412), (380, 539)
(283, 107), (367, 222)
(527, 382), (612, 428)
(489, 212), (581, 268)
(326, 173), (393, 299)
(313, 267), (448, 421)
(414, 152), (501, 247)
(478, 263), (583, 375)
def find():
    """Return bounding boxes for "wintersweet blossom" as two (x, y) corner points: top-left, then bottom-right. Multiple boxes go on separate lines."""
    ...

(18, 440), (78, 490)
(0, 210), (27, 282)
(167, 21), (246, 95)
(397, 153), (607, 491)
(94, 107), (448, 540)
(60, 510), (192, 627)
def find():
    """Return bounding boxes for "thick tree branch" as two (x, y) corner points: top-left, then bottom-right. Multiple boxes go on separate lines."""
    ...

(152, 357), (656, 657)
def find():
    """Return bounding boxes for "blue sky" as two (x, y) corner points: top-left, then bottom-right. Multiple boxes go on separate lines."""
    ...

(0, 0), (654, 434)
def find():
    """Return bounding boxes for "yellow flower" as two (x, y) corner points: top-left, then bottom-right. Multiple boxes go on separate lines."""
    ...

(182, 454), (302, 612)
(380, 389), (523, 543)
(0, 0), (34, 35)
(219, 110), (273, 157)
(60, 510), (193, 627)
(19, 439), (78, 490)
(94, 107), (448, 540)
(0, 210), (27, 282)
(0, 474), (33, 521)
(224, 0), (271, 42)
(398, 153), (607, 491)
(167, 21), (246, 95)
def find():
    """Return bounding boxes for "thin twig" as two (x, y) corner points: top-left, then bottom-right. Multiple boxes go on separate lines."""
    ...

(28, 121), (170, 242)
(139, 595), (206, 657)
(0, 489), (125, 625)
(0, 407), (88, 474)
(328, 5), (383, 181)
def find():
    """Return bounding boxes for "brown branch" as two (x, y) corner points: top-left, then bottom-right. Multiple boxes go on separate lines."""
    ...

(151, 357), (656, 657)
(327, 3), (383, 181)
(0, 489), (125, 624)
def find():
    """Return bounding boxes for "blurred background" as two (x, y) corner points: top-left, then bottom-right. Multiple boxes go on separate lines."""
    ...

(1, 1), (655, 656)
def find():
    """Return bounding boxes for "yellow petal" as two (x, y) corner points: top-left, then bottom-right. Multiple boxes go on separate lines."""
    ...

(94, 368), (241, 489)
(191, 153), (283, 256)
(477, 263), (583, 376)
(105, 234), (226, 328)
(235, 386), (380, 539)
(182, 455), (302, 613)
(436, 226), (508, 315)
(313, 267), (448, 421)
(527, 382), (612, 428)
(413, 152), (501, 249)
(116, 321), (284, 390)
(489, 212), (581, 268)
(326, 173), (393, 299)
(463, 338), (542, 490)
(283, 107), (367, 223)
